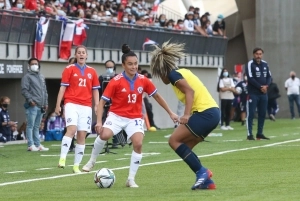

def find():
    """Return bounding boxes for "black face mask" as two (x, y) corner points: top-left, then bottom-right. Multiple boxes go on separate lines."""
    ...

(291, 75), (295, 79)
(2, 104), (8, 108)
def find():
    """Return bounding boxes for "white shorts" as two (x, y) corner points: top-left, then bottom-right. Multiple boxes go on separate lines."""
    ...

(103, 112), (144, 143)
(64, 103), (92, 132)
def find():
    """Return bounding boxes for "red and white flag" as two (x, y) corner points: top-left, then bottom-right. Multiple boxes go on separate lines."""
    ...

(73, 19), (87, 46)
(142, 38), (158, 50)
(152, 0), (165, 14)
(59, 23), (75, 60)
(33, 17), (49, 60)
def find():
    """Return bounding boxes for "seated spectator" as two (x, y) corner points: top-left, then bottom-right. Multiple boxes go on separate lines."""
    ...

(213, 14), (227, 38)
(158, 14), (167, 27)
(128, 13), (135, 24)
(44, 111), (65, 141)
(184, 11), (195, 32)
(11, 0), (27, 12)
(0, 96), (17, 142)
(11, 123), (18, 141)
(166, 19), (175, 30)
(174, 19), (187, 31)
(193, 12), (201, 26)
(91, 9), (98, 20)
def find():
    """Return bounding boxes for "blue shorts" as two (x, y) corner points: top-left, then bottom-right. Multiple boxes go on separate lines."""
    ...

(240, 101), (247, 112)
(185, 107), (220, 139)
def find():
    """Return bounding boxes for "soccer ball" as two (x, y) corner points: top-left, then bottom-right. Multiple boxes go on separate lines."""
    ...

(235, 87), (242, 94)
(94, 168), (116, 188)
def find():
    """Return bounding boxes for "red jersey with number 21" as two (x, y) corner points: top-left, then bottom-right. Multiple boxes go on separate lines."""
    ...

(102, 72), (157, 118)
(61, 64), (100, 107)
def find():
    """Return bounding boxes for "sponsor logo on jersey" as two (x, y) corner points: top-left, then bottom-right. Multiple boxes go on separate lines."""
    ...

(121, 88), (127, 92)
(74, 73), (78, 77)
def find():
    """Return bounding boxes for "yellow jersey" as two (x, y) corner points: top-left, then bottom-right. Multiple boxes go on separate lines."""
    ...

(169, 68), (218, 113)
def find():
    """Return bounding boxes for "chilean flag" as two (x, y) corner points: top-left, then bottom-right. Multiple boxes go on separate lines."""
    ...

(152, 0), (165, 14)
(142, 38), (158, 50)
(73, 19), (87, 46)
(33, 17), (49, 60)
(59, 22), (75, 60)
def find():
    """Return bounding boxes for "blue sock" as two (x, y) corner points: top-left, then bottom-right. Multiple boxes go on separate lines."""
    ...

(175, 143), (202, 173)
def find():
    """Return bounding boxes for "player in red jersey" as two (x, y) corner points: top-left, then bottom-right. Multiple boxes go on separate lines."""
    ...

(55, 46), (100, 173)
(82, 44), (178, 187)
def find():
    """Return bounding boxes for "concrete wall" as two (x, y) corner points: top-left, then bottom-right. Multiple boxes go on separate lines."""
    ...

(256, 0), (300, 117)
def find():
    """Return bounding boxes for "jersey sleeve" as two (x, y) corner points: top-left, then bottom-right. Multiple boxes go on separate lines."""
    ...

(61, 67), (72, 87)
(92, 69), (101, 90)
(144, 77), (157, 97)
(168, 70), (184, 86)
(101, 79), (115, 102)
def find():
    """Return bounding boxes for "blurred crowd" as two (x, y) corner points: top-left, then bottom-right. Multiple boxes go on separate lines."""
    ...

(0, 0), (227, 37)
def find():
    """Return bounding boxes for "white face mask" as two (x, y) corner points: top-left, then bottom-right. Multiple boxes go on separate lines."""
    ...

(0, 3), (4, 7)
(59, 0), (65, 4)
(92, 14), (97, 19)
(168, 25), (173, 29)
(179, 24), (184, 28)
(223, 72), (228, 77)
(123, 18), (128, 22)
(106, 68), (114, 74)
(113, 17), (118, 21)
(17, 3), (23, 8)
(125, 8), (131, 13)
(116, 0), (121, 3)
(132, 7), (137, 11)
(30, 64), (39, 72)
(217, 18), (222, 22)
(91, 4), (96, 8)
(86, 2), (91, 7)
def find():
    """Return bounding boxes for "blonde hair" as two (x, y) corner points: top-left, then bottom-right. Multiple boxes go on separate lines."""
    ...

(150, 41), (186, 78)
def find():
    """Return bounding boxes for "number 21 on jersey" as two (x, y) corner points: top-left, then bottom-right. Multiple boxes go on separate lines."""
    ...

(128, 94), (137, 103)
(79, 78), (86, 87)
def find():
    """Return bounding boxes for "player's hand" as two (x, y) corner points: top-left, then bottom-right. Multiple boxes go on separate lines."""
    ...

(95, 122), (103, 134)
(179, 114), (190, 124)
(169, 112), (179, 124)
(261, 85), (268, 93)
(55, 106), (61, 115)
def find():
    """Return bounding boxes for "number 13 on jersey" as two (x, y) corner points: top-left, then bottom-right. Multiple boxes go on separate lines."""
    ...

(128, 94), (137, 103)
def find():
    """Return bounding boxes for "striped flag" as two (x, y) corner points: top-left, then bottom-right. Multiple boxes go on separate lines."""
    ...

(59, 22), (75, 60)
(142, 38), (158, 50)
(152, 0), (165, 13)
(33, 17), (49, 60)
(73, 19), (88, 46)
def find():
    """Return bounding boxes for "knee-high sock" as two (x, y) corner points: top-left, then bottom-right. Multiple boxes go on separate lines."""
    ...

(175, 143), (202, 173)
(90, 137), (106, 162)
(128, 151), (142, 180)
(74, 144), (85, 166)
(60, 136), (72, 159)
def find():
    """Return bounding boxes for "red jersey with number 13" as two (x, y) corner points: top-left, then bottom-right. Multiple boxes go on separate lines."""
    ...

(102, 72), (157, 118)
(61, 64), (100, 107)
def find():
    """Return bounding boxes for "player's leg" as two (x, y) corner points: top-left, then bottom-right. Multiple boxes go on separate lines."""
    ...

(58, 103), (78, 168)
(256, 94), (269, 140)
(295, 95), (300, 117)
(288, 95), (295, 119)
(82, 113), (122, 172)
(124, 118), (144, 187)
(246, 94), (257, 140)
(240, 101), (246, 125)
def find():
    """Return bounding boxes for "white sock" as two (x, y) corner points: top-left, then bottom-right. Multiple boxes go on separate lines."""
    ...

(128, 151), (142, 181)
(60, 136), (72, 159)
(90, 137), (106, 162)
(74, 144), (85, 166)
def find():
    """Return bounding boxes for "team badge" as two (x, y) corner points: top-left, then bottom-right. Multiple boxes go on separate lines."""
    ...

(105, 121), (112, 125)
(67, 118), (72, 123)
(256, 67), (259, 71)
(87, 73), (92, 79)
(137, 87), (143, 94)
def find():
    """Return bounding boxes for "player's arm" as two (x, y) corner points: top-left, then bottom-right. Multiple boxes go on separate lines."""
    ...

(96, 99), (106, 125)
(92, 70), (101, 111)
(152, 93), (174, 116)
(55, 86), (66, 115)
(56, 67), (71, 115)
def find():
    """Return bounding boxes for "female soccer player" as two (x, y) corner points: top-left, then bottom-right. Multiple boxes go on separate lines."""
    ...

(149, 41), (220, 190)
(82, 44), (178, 187)
(55, 46), (100, 173)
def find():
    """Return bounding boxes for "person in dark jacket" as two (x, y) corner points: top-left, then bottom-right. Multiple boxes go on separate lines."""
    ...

(267, 79), (280, 121)
(21, 58), (49, 151)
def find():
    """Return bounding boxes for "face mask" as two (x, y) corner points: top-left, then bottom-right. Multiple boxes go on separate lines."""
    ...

(17, 3), (23, 8)
(98, 16), (102, 20)
(179, 24), (184, 28)
(123, 18), (128, 22)
(113, 17), (118, 21)
(168, 25), (173, 29)
(2, 104), (8, 108)
(116, 0), (121, 3)
(60, 0), (65, 4)
(0, 3), (4, 7)
(50, 116), (56, 122)
(92, 14), (97, 19)
(106, 68), (114, 74)
(291, 75), (295, 79)
(125, 8), (131, 13)
(154, 22), (160, 27)
(160, 19), (165, 23)
(223, 72), (228, 77)
(30, 64), (39, 72)
(132, 7), (137, 11)
(217, 18), (222, 22)
(86, 2), (91, 7)
(131, 19), (136, 23)
(91, 4), (96, 8)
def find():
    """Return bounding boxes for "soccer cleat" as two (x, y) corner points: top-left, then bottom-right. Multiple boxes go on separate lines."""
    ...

(82, 161), (95, 172)
(73, 165), (81, 174)
(38, 144), (49, 151)
(269, 114), (275, 121)
(247, 135), (255, 140)
(27, 145), (39, 151)
(191, 168), (213, 190)
(126, 179), (139, 188)
(195, 179), (216, 190)
(58, 158), (66, 168)
(256, 134), (270, 140)
(226, 126), (234, 130)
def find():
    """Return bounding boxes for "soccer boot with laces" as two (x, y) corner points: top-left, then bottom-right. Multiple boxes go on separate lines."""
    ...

(82, 161), (95, 172)
(195, 179), (216, 190)
(191, 168), (213, 190)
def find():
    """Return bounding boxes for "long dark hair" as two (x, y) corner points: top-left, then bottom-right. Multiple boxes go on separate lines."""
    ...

(217, 68), (229, 92)
(121, 44), (137, 64)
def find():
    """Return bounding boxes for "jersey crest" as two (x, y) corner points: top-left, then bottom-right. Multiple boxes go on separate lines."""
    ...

(137, 87), (143, 94)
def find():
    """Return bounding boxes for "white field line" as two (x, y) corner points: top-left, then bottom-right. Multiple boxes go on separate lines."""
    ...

(36, 168), (54, 171)
(115, 158), (128, 160)
(0, 138), (299, 187)
(5, 171), (26, 174)
(149, 142), (168, 144)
